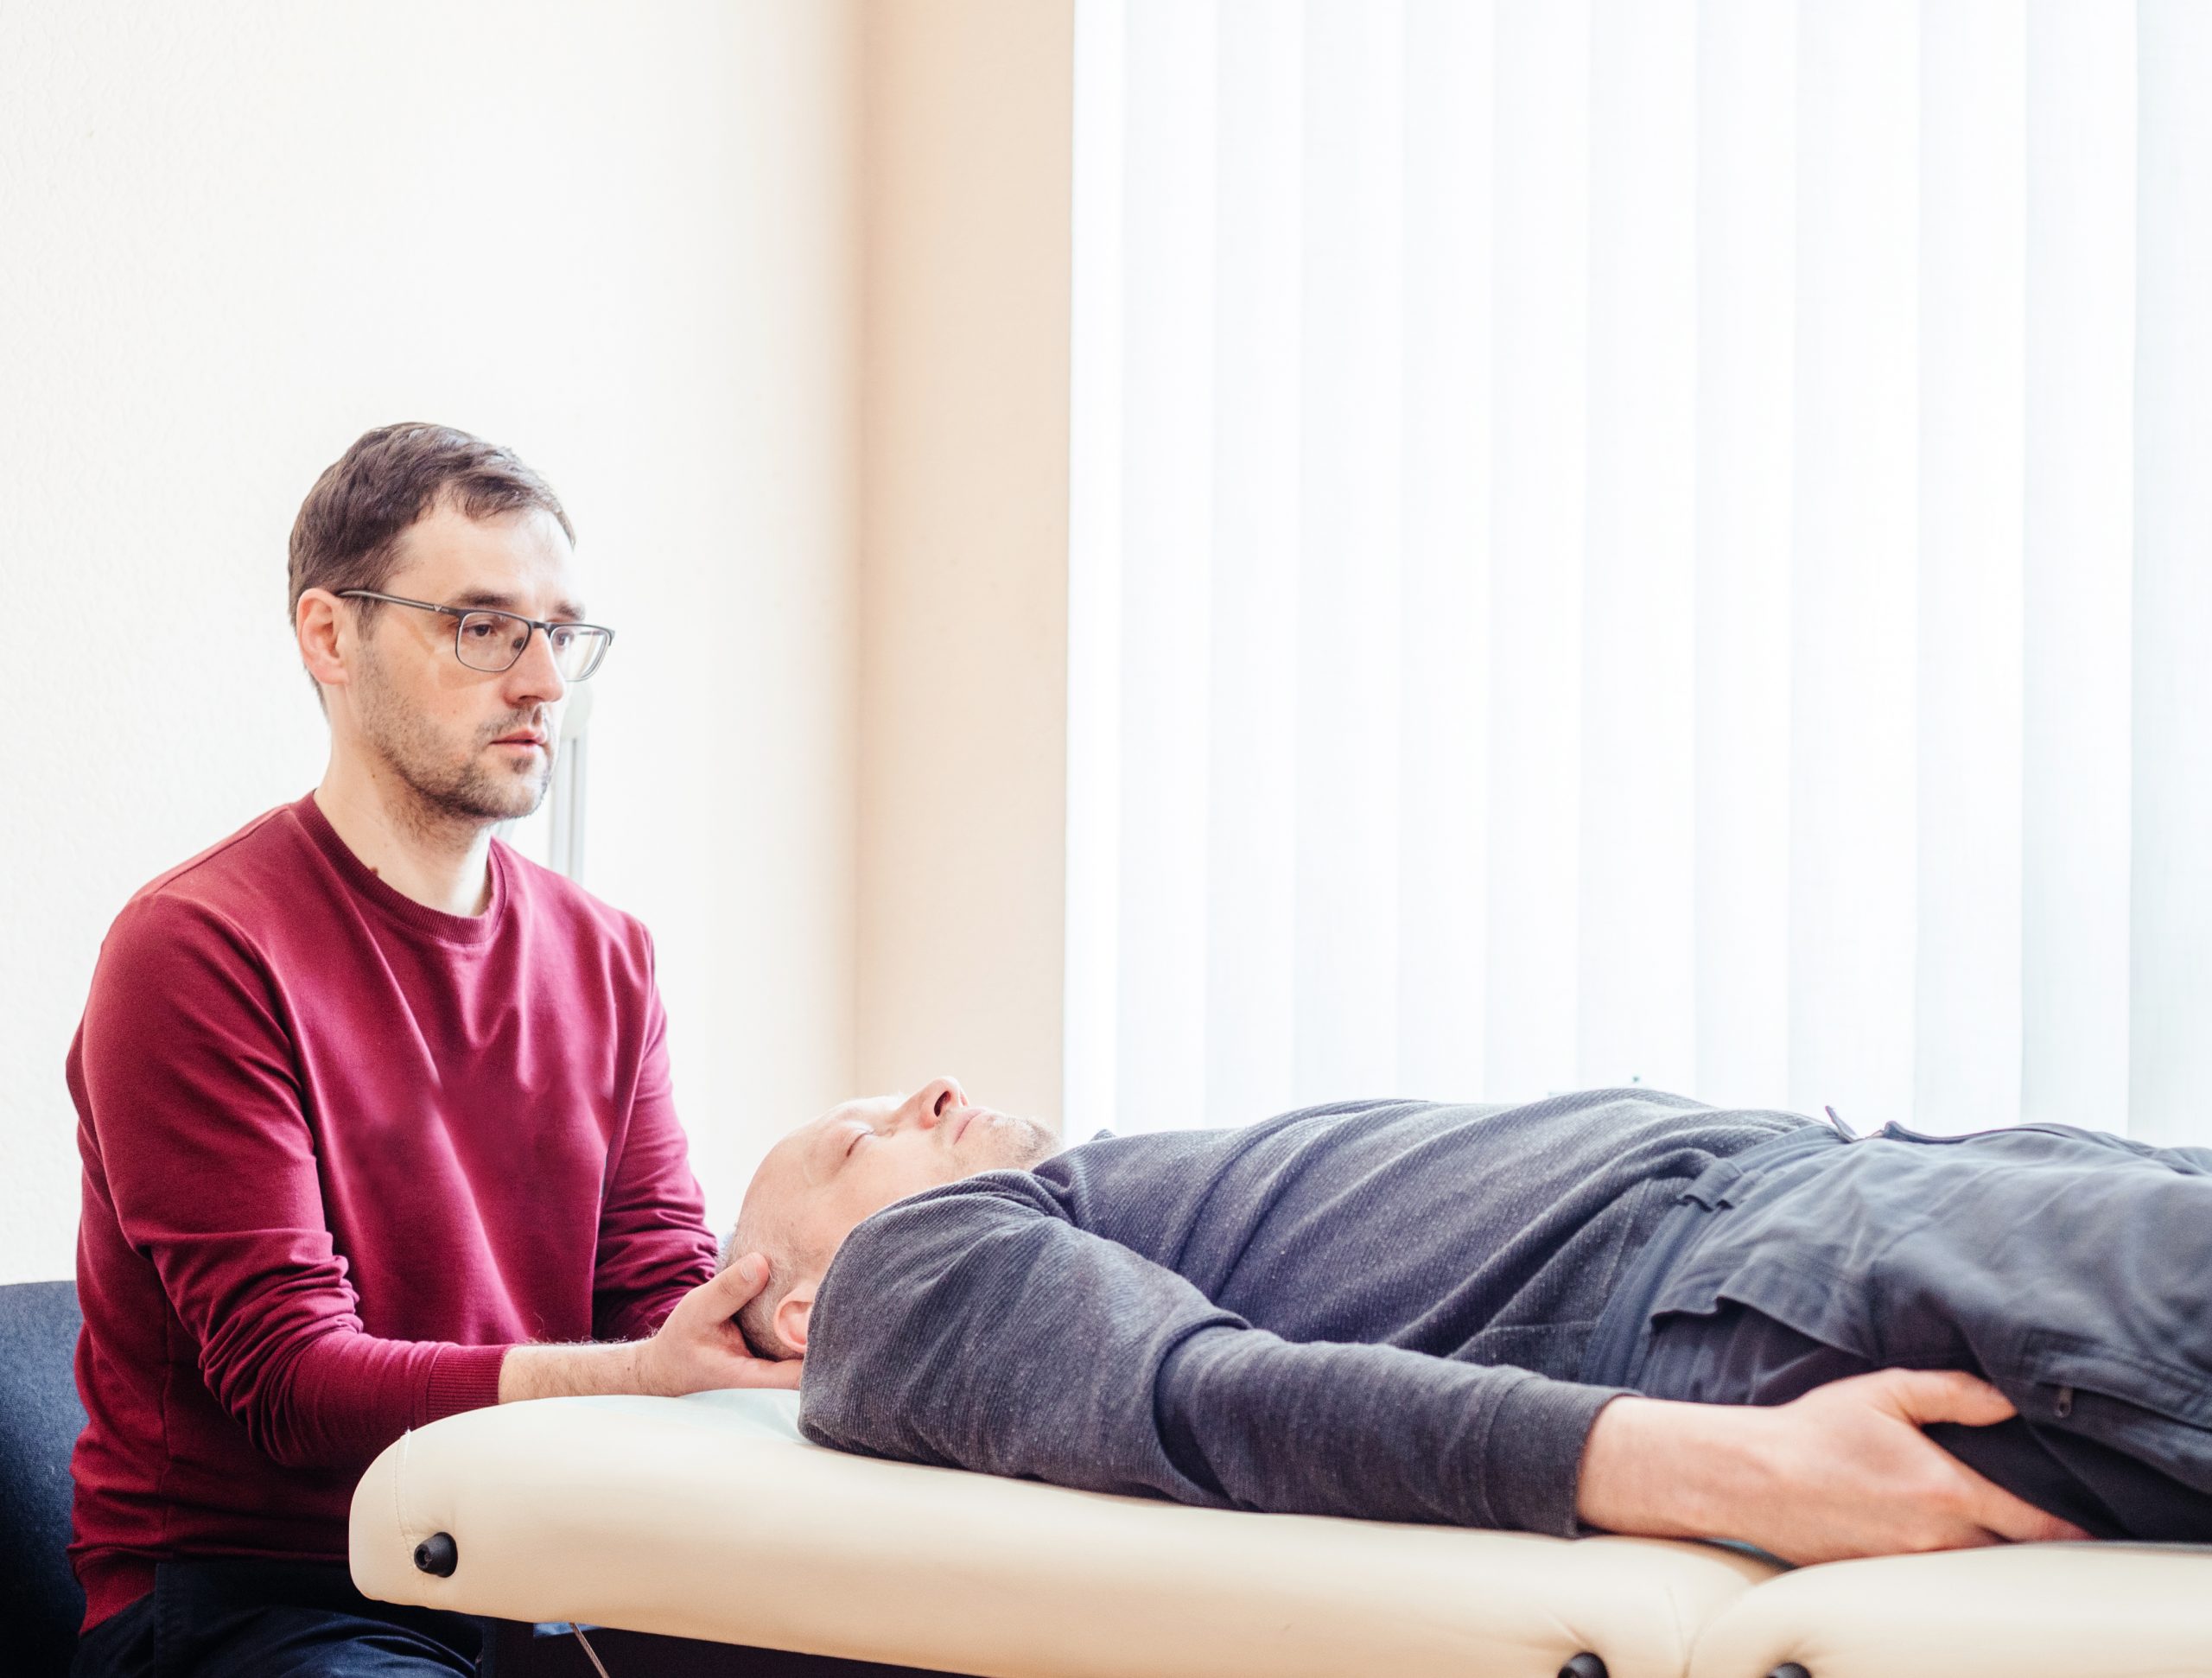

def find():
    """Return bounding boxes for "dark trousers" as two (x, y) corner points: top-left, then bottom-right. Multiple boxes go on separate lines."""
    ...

(1636, 1120), (2212, 1541)
(70, 1560), (481, 1678)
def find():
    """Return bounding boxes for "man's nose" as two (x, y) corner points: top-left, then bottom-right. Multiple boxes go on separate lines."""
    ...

(908, 1077), (969, 1129)
(502, 623), (568, 709)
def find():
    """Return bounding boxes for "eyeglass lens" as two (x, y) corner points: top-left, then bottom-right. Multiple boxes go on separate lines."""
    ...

(455, 612), (610, 680)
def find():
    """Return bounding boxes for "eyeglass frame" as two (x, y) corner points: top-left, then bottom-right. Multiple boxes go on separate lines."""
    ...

(334, 588), (616, 681)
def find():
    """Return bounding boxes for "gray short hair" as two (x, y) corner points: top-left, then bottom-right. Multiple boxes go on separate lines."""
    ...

(721, 1211), (805, 1362)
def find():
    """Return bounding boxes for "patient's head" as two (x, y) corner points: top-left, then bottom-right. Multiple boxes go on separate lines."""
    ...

(726, 1077), (1058, 1362)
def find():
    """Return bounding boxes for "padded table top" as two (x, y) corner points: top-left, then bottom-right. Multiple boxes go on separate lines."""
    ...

(353, 1391), (2212, 1678)
(349, 1389), (1777, 1678)
(1686, 1542), (2212, 1678)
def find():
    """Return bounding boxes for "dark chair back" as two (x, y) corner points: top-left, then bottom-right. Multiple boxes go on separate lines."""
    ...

(0, 1280), (88, 1676)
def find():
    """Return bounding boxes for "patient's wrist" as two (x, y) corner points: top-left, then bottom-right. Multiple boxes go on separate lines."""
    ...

(1574, 1395), (1758, 1539)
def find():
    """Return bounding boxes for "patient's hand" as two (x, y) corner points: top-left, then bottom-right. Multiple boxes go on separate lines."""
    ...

(639, 1255), (804, 1396)
(1576, 1370), (2089, 1564)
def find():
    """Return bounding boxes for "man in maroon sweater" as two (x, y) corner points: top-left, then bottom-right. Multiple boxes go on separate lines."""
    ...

(66, 424), (794, 1676)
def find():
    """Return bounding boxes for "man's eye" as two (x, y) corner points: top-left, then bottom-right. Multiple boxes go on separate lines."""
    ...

(549, 626), (576, 650)
(462, 620), (499, 639)
(844, 1131), (864, 1157)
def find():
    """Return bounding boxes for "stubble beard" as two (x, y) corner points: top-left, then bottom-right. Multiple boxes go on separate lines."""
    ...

(355, 646), (554, 836)
(974, 1112), (1060, 1173)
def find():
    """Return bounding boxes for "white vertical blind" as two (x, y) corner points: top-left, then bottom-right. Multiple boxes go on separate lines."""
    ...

(1294, 0), (1403, 1101)
(1066, 0), (2212, 1144)
(1694, 0), (1795, 1110)
(1915, 0), (2026, 1133)
(2130, 0), (2212, 1142)
(1395, 0), (1491, 1101)
(1113, 0), (1216, 1128)
(1063, 0), (1126, 1137)
(2019, 0), (2135, 1131)
(1580, 0), (1699, 1096)
(1205, 0), (1304, 1128)
(1483, 0), (1587, 1102)
(1786, 1), (1922, 1132)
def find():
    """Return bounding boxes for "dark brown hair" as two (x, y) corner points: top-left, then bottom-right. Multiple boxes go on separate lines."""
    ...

(287, 422), (575, 626)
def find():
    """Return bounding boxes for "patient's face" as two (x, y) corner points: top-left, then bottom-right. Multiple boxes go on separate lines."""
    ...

(742, 1078), (1058, 1279)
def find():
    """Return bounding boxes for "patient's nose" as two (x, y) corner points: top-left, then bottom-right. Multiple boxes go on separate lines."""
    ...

(910, 1077), (969, 1128)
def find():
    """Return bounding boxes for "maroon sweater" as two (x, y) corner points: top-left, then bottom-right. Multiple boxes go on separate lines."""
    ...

(66, 792), (720, 1629)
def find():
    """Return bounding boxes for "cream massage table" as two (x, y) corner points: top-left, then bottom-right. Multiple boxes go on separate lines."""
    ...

(351, 1390), (2212, 1678)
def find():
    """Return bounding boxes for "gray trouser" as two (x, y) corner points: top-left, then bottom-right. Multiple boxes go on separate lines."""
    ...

(1633, 1120), (2212, 1541)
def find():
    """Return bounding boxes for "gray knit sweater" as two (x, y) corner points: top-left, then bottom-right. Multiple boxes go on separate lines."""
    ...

(798, 1088), (1813, 1537)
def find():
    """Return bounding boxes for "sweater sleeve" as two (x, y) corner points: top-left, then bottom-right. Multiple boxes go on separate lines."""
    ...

(590, 948), (718, 1343)
(74, 893), (506, 1471)
(798, 1174), (1628, 1536)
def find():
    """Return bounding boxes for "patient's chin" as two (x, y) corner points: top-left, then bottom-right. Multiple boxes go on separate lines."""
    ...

(995, 1115), (1059, 1170)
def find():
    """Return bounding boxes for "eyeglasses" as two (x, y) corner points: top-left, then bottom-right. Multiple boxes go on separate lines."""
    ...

(336, 590), (615, 682)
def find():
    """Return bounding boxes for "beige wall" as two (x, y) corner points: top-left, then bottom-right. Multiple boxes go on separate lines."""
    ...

(855, 0), (1074, 1125)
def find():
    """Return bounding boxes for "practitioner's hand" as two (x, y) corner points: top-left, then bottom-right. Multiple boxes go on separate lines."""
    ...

(636, 1255), (804, 1396)
(1576, 1370), (2091, 1564)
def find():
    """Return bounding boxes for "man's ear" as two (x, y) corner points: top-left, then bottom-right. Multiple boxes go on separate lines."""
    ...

(774, 1285), (816, 1356)
(296, 588), (351, 692)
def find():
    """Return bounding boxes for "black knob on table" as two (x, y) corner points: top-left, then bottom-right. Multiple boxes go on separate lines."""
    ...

(1558, 1656), (1608, 1678)
(412, 1531), (459, 1577)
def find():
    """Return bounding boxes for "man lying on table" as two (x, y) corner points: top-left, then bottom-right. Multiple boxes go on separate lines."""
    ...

(728, 1080), (2212, 1562)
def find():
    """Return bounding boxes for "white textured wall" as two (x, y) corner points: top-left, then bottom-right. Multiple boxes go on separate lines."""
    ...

(0, 1), (862, 1281)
